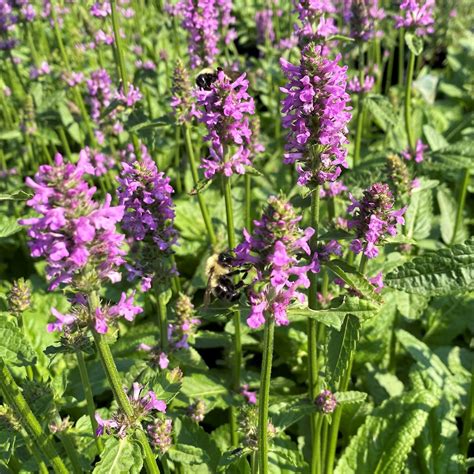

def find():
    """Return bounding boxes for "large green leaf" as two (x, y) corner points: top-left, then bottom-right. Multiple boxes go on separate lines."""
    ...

(0, 216), (22, 239)
(269, 396), (318, 430)
(405, 32), (423, 56)
(429, 141), (474, 172)
(437, 185), (468, 245)
(324, 260), (382, 302)
(365, 95), (398, 132)
(93, 437), (143, 474)
(0, 316), (36, 366)
(404, 180), (434, 241)
(288, 297), (379, 330)
(385, 239), (474, 295)
(326, 314), (360, 390)
(335, 390), (437, 474)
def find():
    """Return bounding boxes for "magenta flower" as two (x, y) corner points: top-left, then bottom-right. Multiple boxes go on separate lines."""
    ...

(171, 59), (199, 124)
(395, 0), (435, 36)
(79, 147), (115, 177)
(235, 196), (318, 329)
(401, 139), (427, 163)
(147, 418), (173, 454)
(348, 74), (375, 93)
(347, 183), (406, 259)
(280, 43), (351, 187)
(293, 0), (338, 43)
(315, 389), (337, 413)
(195, 70), (256, 179)
(20, 153), (125, 290)
(256, 9), (275, 47)
(241, 384), (257, 404)
(47, 308), (76, 333)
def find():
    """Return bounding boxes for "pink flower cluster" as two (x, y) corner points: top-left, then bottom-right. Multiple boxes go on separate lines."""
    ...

(293, 0), (338, 43)
(235, 196), (318, 329)
(19, 153), (125, 290)
(348, 74), (375, 93)
(280, 43), (351, 187)
(347, 183), (406, 259)
(95, 382), (167, 438)
(395, 0), (435, 36)
(401, 139), (427, 163)
(195, 70), (255, 179)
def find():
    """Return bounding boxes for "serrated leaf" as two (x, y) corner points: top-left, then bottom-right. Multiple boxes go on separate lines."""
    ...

(0, 316), (36, 366)
(437, 185), (468, 244)
(335, 390), (437, 474)
(0, 216), (22, 239)
(217, 447), (252, 472)
(405, 32), (423, 56)
(181, 373), (228, 399)
(385, 238), (474, 295)
(334, 391), (367, 406)
(128, 115), (173, 132)
(430, 141), (474, 172)
(189, 177), (213, 196)
(405, 183), (433, 240)
(0, 190), (31, 201)
(365, 95), (397, 132)
(92, 437), (143, 474)
(423, 125), (448, 151)
(324, 259), (382, 302)
(326, 315), (360, 390)
(270, 397), (318, 430)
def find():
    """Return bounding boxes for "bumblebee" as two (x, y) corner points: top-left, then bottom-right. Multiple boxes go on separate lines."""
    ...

(196, 67), (221, 90)
(204, 252), (249, 305)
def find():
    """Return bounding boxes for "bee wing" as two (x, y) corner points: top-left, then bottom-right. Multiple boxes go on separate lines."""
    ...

(203, 275), (213, 307)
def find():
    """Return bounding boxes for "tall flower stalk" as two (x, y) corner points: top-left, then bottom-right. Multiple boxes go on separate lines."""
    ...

(280, 42), (351, 474)
(196, 68), (256, 445)
(235, 196), (316, 473)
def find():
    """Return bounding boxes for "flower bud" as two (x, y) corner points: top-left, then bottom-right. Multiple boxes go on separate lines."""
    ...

(8, 278), (31, 316)
(315, 389), (337, 414)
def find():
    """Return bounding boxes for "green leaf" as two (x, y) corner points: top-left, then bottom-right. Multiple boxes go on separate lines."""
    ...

(385, 238), (474, 295)
(404, 181), (433, 241)
(324, 259), (382, 302)
(0, 131), (22, 141)
(335, 390), (437, 474)
(423, 125), (448, 151)
(365, 95), (397, 132)
(326, 314), (360, 390)
(270, 396), (318, 430)
(0, 316), (36, 366)
(92, 437), (143, 474)
(430, 141), (474, 172)
(405, 32), (424, 56)
(0, 216), (22, 239)
(0, 190), (31, 201)
(334, 391), (367, 406)
(437, 185), (468, 245)
(128, 115), (174, 132)
(217, 447), (252, 473)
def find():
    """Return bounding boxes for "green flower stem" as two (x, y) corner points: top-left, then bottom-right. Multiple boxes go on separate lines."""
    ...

(155, 285), (169, 352)
(325, 356), (354, 474)
(174, 126), (183, 194)
(353, 45), (365, 167)
(245, 174), (252, 232)
(312, 414), (324, 474)
(223, 174), (242, 446)
(183, 124), (217, 246)
(451, 168), (470, 245)
(461, 360), (474, 458)
(359, 254), (369, 275)
(89, 294), (160, 474)
(257, 314), (275, 474)
(385, 43), (395, 95)
(308, 184), (321, 474)
(404, 49), (416, 152)
(50, 3), (94, 148)
(75, 351), (104, 453)
(59, 432), (82, 474)
(398, 28), (405, 87)
(0, 364), (68, 474)
(110, 0), (129, 93)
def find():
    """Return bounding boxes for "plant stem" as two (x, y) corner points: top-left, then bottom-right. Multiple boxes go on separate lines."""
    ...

(460, 361), (474, 458)
(451, 168), (470, 245)
(398, 28), (405, 87)
(183, 124), (217, 246)
(89, 293), (159, 474)
(257, 314), (275, 474)
(76, 351), (103, 453)
(245, 174), (252, 232)
(110, 0), (129, 92)
(223, 174), (242, 446)
(325, 357), (354, 474)
(0, 364), (68, 474)
(174, 126), (182, 194)
(404, 49), (416, 152)
(59, 432), (82, 474)
(353, 45), (365, 167)
(308, 184), (321, 474)
(155, 285), (169, 352)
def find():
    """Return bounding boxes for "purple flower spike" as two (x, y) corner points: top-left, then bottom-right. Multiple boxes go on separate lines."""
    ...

(347, 183), (406, 259)
(195, 70), (256, 179)
(235, 196), (318, 329)
(20, 153), (125, 291)
(395, 0), (435, 36)
(280, 43), (351, 188)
